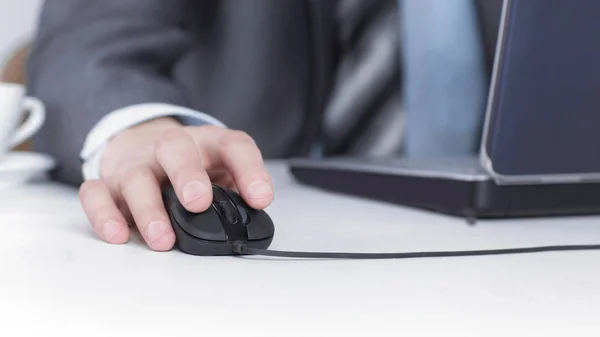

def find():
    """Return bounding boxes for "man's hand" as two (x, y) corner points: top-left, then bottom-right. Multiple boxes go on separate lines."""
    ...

(78, 118), (274, 251)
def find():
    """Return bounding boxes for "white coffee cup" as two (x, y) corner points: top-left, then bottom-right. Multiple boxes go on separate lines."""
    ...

(0, 82), (45, 155)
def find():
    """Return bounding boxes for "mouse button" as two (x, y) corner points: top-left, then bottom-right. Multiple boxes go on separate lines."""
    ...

(246, 210), (275, 240)
(237, 205), (250, 225)
(162, 185), (226, 241)
(176, 204), (227, 242)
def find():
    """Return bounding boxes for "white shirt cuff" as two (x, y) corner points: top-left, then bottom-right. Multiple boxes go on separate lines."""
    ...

(80, 103), (226, 181)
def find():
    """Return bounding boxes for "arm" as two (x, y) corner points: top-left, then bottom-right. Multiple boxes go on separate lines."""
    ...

(28, 1), (274, 252)
(27, 0), (200, 184)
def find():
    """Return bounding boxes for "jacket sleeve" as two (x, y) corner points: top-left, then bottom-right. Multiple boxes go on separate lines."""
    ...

(27, 0), (199, 185)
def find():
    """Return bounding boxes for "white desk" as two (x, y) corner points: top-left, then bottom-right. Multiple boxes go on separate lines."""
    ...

(2, 161), (600, 336)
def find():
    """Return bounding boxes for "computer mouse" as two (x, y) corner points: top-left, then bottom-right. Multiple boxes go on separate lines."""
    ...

(162, 183), (275, 256)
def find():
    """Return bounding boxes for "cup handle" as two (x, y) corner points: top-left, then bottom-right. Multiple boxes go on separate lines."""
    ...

(9, 97), (46, 149)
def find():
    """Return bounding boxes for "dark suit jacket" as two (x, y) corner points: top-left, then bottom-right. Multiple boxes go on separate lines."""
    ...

(27, 0), (503, 185)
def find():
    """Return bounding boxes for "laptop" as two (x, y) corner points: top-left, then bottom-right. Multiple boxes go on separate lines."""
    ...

(289, 0), (600, 219)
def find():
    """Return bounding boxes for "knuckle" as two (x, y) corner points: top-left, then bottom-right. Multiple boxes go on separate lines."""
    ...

(156, 128), (189, 149)
(79, 180), (106, 200)
(219, 130), (255, 149)
(154, 128), (195, 162)
(119, 167), (154, 194)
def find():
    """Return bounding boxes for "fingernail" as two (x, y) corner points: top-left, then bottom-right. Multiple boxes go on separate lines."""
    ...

(146, 221), (170, 243)
(102, 220), (122, 242)
(182, 181), (209, 205)
(246, 181), (273, 199)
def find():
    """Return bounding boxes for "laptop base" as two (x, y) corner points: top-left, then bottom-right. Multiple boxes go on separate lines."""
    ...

(288, 157), (600, 220)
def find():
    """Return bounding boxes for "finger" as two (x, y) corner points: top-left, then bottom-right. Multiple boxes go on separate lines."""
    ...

(155, 128), (212, 213)
(120, 167), (175, 251)
(79, 180), (129, 244)
(186, 125), (274, 208)
(217, 130), (274, 209)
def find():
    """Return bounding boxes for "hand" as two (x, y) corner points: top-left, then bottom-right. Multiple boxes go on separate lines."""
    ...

(78, 118), (274, 251)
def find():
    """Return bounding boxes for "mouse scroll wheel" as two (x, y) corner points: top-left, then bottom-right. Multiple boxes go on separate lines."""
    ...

(216, 201), (240, 224)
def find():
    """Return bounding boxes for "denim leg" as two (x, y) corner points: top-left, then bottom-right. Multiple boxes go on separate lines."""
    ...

(400, 0), (488, 157)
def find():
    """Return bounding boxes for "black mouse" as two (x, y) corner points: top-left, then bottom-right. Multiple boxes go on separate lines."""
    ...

(162, 184), (275, 256)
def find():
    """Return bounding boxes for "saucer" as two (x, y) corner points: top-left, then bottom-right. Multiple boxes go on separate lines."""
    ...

(0, 151), (56, 187)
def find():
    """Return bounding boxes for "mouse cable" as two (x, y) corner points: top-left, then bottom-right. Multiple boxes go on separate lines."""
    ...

(231, 241), (600, 260)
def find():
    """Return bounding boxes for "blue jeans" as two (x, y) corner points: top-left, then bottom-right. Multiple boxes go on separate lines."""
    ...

(400, 0), (488, 157)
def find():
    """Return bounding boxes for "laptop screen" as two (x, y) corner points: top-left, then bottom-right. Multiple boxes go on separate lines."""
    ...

(482, 0), (600, 182)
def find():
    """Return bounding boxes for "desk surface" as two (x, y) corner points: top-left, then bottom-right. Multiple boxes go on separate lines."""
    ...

(2, 161), (600, 337)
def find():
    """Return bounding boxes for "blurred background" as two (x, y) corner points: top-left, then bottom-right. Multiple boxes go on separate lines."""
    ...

(0, 0), (41, 70)
(0, 0), (43, 151)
